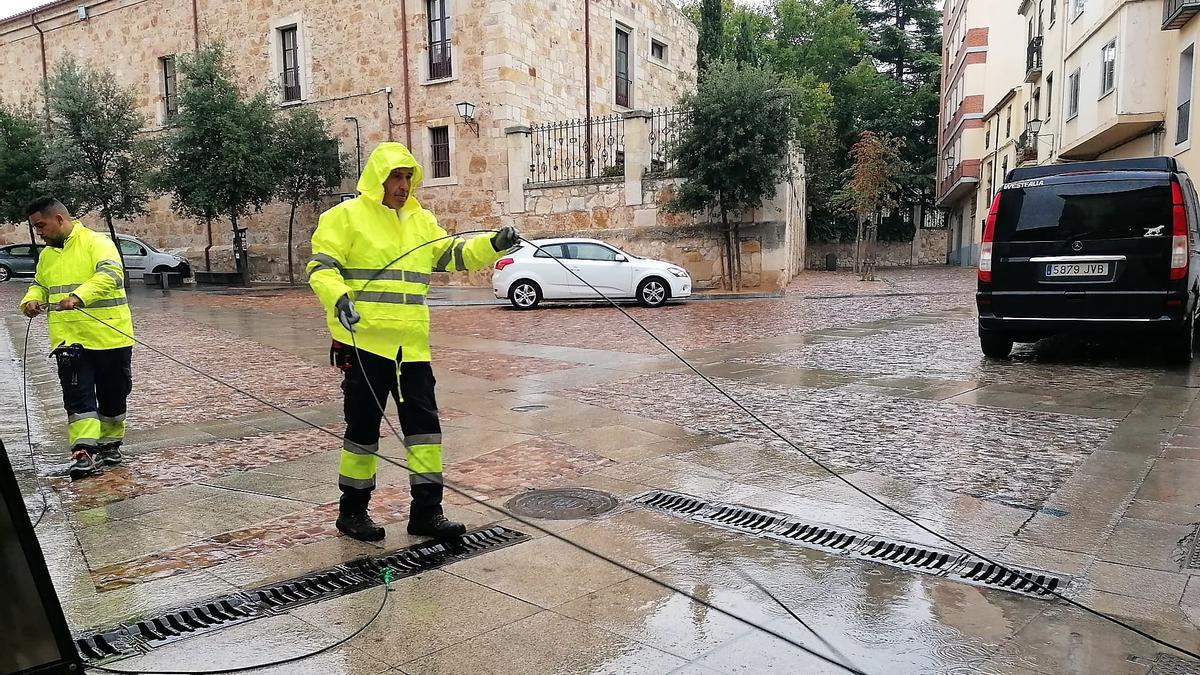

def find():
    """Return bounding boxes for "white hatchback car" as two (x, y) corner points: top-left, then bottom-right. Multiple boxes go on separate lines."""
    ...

(492, 238), (692, 309)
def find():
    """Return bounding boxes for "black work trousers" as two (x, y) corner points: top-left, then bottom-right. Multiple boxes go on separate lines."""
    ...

(55, 345), (133, 452)
(336, 344), (444, 520)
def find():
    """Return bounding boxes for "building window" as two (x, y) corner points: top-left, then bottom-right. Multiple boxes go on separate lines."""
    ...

(985, 160), (994, 204)
(280, 26), (300, 102)
(1073, 0), (1084, 20)
(1050, 0), (1057, 24)
(1037, 0), (1044, 33)
(1100, 40), (1117, 97)
(615, 25), (632, 107)
(651, 39), (668, 63)
(1047, 73), (1054, 120)
(985, 121), (991, 148)
(1005, 106), (1012, 138)
(1002, 156), (1009, 182)
(427, 0), (452, 80)
(1068, 69), (1081, 119)
(161, 55), (178, 121)
(430, 126), (450, 178)
(1180, 45), (1195, 145)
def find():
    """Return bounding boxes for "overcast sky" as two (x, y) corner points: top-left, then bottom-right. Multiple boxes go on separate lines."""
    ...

(0, 0), (45, 21)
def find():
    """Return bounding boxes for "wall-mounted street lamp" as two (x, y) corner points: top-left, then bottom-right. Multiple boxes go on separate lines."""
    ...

(456, 101), (479, 137)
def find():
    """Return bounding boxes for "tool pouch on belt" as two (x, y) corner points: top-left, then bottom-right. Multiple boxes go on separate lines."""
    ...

(330, 340), (354, 371)
(52, 343), (84, 386)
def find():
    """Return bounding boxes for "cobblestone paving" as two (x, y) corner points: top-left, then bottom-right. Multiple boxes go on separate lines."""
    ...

(88, 437), (614, 590)
(434, 347), (579, 380)
(565, 372), (1116, 508)
(739, 318), (1165, 396)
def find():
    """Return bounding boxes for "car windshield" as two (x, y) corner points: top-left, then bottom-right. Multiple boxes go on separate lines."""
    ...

(995, 179), (1173, 242)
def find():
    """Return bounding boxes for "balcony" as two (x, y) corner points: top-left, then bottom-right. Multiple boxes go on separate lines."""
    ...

(1164, 0), (1200, 29)
(1026, 37), (1043, 83)
(1059, 112), (1166, 160)
(937, 159), (981, 207)
(1017, 132), (1039, 164)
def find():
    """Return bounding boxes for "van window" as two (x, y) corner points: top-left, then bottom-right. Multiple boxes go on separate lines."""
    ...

(995, 180), (1173, 242)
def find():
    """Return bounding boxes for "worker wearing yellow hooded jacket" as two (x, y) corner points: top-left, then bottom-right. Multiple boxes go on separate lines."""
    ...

(308, 142), (517, 542)
(18, 197), (135, 481)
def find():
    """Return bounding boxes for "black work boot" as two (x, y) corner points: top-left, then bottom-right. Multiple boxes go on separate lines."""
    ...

(407, 513), (467, 539)
(336, 512), (385, 542)
(68, 449), (98, 481)
(94, 443), (124, 467)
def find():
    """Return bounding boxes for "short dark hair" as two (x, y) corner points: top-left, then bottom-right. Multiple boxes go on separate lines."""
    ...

(25, 196), (69, 219)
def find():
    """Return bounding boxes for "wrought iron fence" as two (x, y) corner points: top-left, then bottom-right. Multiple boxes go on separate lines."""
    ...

(528, 114), (625, 185)
(646, 107), (690, 178)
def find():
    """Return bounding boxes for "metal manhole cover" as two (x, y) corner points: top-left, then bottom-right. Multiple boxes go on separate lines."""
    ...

(505, 488), (618, 520)
(511, 404), (548, 412)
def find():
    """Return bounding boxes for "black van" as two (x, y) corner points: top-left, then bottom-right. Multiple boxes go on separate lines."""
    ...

(977, 157), (1200, 362)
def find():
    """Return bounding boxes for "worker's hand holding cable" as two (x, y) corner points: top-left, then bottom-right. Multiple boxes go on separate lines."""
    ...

(56, 294), (82, 312)
(21, 300), (45, 318)
(491, 225), (519, 251)
(335, 295), (360, 332)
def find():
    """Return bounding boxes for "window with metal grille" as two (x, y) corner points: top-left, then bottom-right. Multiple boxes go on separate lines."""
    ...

(428, 0), (452, 80)
(161, 55), (178, 120)
(615, 25), (631, 107)
(1100, 40), (1116, 97)
(430, 126), (450, 178)
(280, 26), (300, 101)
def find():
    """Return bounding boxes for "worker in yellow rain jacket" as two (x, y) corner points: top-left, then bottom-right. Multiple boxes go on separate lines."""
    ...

(308, 142), (517, 542)
(18, 197), (135, 480)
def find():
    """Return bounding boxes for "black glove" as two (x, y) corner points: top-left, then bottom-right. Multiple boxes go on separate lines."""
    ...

(492, 225), (519, 251)
(335, 295), (360, 332)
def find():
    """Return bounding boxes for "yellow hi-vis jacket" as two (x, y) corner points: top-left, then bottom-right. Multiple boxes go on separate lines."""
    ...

(19, 223), (134, 351)
(307, 143), (504, 362)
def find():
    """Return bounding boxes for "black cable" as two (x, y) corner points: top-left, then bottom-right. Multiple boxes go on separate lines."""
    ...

(733, 566), (859, 671)
(20, 315), (50, 528)
(88, 569), (393, 675)
(70, 236), (869, 675)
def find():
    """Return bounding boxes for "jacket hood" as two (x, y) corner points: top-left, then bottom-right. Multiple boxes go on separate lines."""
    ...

(356, 142), (425, 207)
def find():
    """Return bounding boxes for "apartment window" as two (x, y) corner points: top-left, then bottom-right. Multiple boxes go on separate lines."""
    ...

(1047, 73), (1054, 119)
(1038, 0), (1044, 32)
(1005, 106), (1012, 138)
(1073, 0), (1084, 20)
(428, 0), (452, 80)
(1050, 0), (1057, 24)
(651, 39), (668, 63)
(1068, 69), (1081, 119)
(1179, 45), (1195, 145)
(1002, 156), (1009, 182)
(161, 55), (178, 120)
(280, 26), (300, 102)
(615, 25), (632, 107)
(430, 126), (450, 178)
(1100, 40), (1117, 97)
(985, 121), (991, 149)
(985, 160), (994, 204)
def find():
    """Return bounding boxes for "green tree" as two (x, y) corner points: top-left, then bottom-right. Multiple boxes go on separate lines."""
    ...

(0, 103), (49, 226)
(697, 0), (725, 73)
(732, 15), (762, 66)
(766, 0), (866, 82)
(840, 130), (904, 280)
(159, 43), (281, 285)
(666, 60), (795, 291)
(275, 109), (345, 284)
(44, 55), (159, 264)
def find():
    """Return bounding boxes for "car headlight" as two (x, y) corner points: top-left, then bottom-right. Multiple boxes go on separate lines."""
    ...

(668, 267), (688, 278)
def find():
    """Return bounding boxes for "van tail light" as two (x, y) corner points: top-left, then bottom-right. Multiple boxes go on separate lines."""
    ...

(979, 192), (1001, 283)
(1171, 180), (1189, 281)
(495, 257), (514, 271)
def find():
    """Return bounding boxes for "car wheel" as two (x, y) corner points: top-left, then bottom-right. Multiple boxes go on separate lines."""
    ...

(1168, 313), (1196, 364)
(980, 333), (1014, 359)
(0, 265), (10, 283)
(637, 277), (669, 308)
(509, 280), (542, 310)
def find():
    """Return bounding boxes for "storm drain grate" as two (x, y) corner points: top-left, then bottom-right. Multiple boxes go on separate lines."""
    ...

(75, 525), (530, 665)
(1150, 654), (1200, 675)
(1184, 525), (1200, 570)
(631, 490), (1072, 600)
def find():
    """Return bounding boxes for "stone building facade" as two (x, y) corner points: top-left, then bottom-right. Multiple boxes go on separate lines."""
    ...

(0, 0), (697, 281)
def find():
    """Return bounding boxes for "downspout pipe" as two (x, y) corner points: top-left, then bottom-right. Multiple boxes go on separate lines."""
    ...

(31, 13), (48, 128)
(400, 1), (411, 146)
(191, 0), (199, 49)
(584, 0), (592, 178)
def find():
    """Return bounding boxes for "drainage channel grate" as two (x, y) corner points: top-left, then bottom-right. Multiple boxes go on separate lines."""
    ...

(632, 490), (1071, 600)
(1150, 654), (1200, 675)
(75, 525), (529, 665)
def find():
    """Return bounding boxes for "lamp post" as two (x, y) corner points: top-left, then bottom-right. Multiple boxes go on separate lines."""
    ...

(456, 101), (479, 137)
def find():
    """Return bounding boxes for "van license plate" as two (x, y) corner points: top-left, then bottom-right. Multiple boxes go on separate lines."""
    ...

(1045, 262), (1109, 277)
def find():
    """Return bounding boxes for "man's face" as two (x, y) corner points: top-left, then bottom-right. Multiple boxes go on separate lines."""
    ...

(381, 167), (414, 209)
(29, 211), (71, 247)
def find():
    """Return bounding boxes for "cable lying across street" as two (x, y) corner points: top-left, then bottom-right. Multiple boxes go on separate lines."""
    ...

(29, 229), (1200, 671)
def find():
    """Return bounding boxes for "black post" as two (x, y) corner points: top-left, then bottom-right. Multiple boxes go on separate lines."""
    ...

(345, 116), (362, 176)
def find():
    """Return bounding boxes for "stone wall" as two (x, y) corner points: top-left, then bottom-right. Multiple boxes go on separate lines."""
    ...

(0, 0), (696, 282)
(806, 229), (950, 270)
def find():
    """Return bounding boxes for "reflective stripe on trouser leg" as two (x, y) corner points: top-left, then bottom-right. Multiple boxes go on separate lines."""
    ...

(406, 441), (444, 486)
(68, 413), (100, 449)
(98, 413), (126, 445)
(338, 450), (378, 490)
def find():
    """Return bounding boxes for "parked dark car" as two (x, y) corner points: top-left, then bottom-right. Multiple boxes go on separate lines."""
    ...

(977, 157), (1200, 362)
(0, 244), (43, 282)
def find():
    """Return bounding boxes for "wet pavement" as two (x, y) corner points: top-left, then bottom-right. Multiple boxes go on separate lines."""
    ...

(4, 266), (1200, 674)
